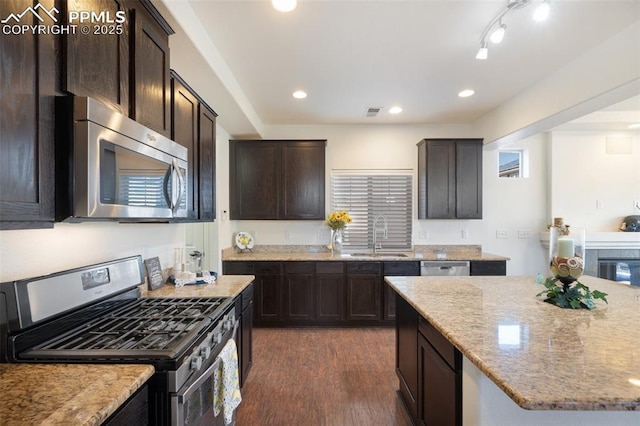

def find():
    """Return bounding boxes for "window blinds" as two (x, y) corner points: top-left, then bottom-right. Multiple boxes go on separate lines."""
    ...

(331, 170), (413, 251)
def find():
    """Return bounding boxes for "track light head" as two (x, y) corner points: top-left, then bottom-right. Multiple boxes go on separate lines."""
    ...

(490, 23), (507, 44)
(533, 0), (550, 21)
(476, 42), (489, 60)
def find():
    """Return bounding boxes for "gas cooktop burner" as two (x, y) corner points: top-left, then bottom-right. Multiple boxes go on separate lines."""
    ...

(21, 297), (230, 357)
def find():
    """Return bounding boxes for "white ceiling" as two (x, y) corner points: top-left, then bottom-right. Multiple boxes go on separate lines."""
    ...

(180, 0), (640, 130)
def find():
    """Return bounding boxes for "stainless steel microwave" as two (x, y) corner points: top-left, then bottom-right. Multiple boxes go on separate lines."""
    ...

(56, 97), (188, 222)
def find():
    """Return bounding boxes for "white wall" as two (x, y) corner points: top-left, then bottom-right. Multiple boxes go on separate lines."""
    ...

(549, 130), (640, 231)
(0, 222), (185, 282)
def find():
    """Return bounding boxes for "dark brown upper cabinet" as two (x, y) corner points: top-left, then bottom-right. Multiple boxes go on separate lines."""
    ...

(129, 0), (173, 137)
(1, 0), (57, 229)
(417, 139), (483, 219)
(170, 70), (217, 222)
(198, 104), (217, 221)
(229, 140), (326, 220)
(62, 0), (130, 115)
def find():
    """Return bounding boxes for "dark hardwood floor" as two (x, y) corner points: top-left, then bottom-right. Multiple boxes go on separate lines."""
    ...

(236, 327), (411, 426)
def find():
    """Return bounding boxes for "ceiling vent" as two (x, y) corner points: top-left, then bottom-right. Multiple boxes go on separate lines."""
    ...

(364, 107), (383, 118)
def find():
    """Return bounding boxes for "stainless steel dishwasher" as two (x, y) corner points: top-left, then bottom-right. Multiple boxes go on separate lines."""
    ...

(420, 260), (470, 276)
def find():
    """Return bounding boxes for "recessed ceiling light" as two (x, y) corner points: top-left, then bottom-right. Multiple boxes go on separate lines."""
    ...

(458, 90), (475, 98)
(389, 106), (403, 114)
(272, 0), (297, 13)
(292, 90), (307, 99)
(628, 123), (640, 129)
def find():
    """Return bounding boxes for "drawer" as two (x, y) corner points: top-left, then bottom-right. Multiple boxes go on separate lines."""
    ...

(383, 261), (420, 276)
(254, 262), (282, 275)
(346, 262), (381, 275)
(223, 261), (253, 275)
(470, 261), (507, 276)
(284, 262), (315, 274)
(316, 262), (344, 274)
(419, 317), (460, 371)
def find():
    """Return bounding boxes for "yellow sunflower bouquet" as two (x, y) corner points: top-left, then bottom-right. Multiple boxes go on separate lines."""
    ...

(326, 210), (352, 230)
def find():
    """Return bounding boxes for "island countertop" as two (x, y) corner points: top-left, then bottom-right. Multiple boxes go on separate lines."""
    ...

(385, 275), (640, 411)
(0, 363), (154, 426)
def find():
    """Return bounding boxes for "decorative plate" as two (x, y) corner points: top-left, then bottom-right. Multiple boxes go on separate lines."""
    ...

(235, 232), (255, 250)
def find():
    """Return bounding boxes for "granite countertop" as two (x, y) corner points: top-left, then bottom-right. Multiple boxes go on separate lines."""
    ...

(141, 274), (255, 299)
(222, 244), (509, 262)
(0, 363), (154, 426)
(385, 275), (640, 411)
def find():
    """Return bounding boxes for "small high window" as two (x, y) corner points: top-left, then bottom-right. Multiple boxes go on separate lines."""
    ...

(498, 150), (523, 178)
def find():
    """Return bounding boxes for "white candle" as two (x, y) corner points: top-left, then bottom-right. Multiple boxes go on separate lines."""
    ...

(557, 237), (575, 258)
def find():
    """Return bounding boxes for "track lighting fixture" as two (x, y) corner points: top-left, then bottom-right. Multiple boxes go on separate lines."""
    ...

(475, 0), (550, 60)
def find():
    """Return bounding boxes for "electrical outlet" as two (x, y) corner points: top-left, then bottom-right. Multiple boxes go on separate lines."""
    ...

(496, 230), (509, 239)
(635, 200), (640, 210)
(285, 230), (292, 240)
(419, 230), (428, 239)
(462, 229), (469, 239)
(518, 229), (532, 239)
(596, 200), (604, 209)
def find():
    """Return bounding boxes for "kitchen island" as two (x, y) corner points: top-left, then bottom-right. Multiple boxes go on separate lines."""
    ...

(386, 275), (640, 425)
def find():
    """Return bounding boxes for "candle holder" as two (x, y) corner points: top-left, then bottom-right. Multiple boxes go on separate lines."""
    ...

(549, 226), (586, 285)
(538, 226), (608, 309)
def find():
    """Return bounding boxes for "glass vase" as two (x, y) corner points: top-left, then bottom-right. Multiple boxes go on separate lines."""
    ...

(330, 229), (343, 254)
(549, 226), (586, 286)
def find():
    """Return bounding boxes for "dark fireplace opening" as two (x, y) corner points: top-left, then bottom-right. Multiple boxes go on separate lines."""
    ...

(598, 259), (640, 285)
(586, 249), (640, 286)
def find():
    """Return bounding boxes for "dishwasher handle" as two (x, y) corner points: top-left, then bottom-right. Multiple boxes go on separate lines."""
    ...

(420, 261), (470, 276)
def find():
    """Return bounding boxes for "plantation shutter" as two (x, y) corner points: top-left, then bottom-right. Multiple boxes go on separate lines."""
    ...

(331, 170), (413, 251)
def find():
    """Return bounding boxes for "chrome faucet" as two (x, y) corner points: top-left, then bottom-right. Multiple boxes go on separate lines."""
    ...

(373, 214), (388, 254)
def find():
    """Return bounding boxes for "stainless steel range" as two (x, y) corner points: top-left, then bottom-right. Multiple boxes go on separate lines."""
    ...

(0, 256), (237, 425)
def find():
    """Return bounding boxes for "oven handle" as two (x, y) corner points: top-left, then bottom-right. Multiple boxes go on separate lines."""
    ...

(178, 354), (222, 403)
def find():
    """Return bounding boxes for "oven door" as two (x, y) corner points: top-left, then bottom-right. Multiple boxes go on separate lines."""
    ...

(171, 318), (239, 426)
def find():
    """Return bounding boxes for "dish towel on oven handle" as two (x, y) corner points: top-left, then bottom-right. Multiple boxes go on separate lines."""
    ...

(213, 339), (242, 425)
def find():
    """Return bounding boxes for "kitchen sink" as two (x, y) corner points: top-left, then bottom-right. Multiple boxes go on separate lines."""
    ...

(347, 252), (409, 258)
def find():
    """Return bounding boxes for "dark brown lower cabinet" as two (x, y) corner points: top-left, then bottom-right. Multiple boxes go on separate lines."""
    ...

(283, 262), (316, 322)
(103, 384), (148, 426)
(239, 283), (253, 388)
(223, 260), (420, 326)
(315, 262), (345, 322)
(346, 262), (382, 321)
(418, 333), (462, 426)
(397, 290), (462, 426)
(396, 295), (418, 420)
